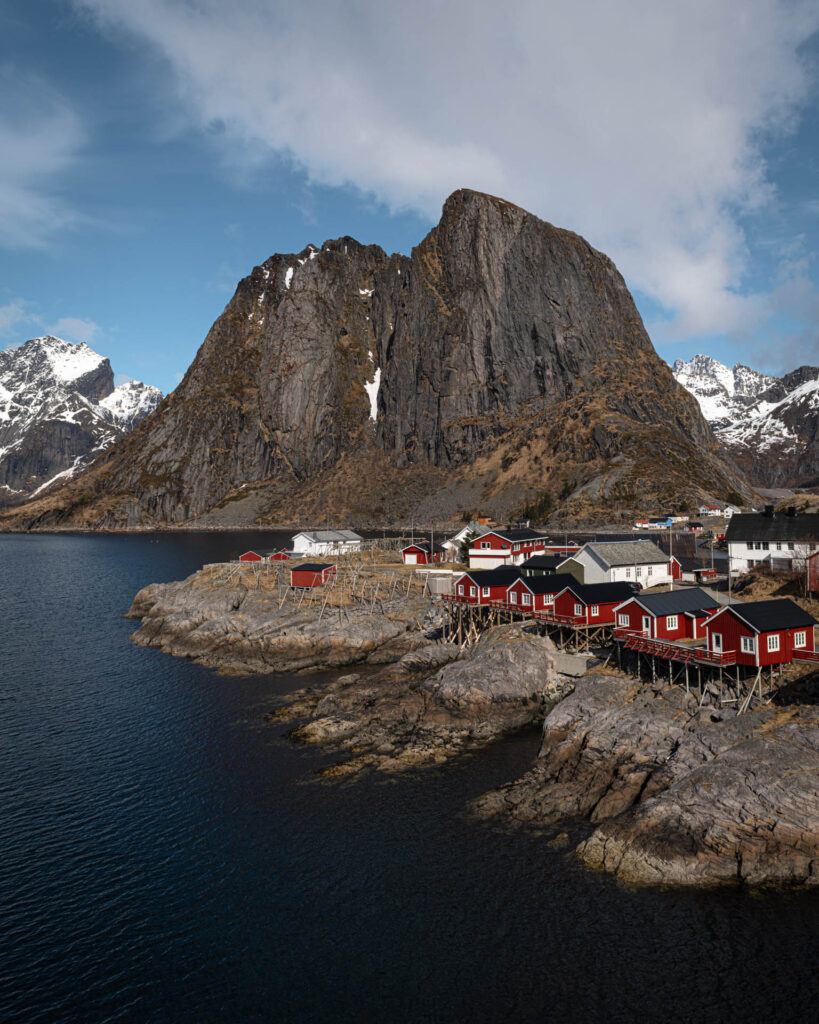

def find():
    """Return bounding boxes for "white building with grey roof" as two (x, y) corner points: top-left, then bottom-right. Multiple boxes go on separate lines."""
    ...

(559, 540), (672, 586)
(291, 530), (363, 556)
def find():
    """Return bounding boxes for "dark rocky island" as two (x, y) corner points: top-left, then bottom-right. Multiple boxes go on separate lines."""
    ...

(126, 566), (819, 888)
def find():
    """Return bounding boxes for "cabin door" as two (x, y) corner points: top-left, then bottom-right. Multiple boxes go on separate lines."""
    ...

(711, 633), (722, 653)
(642, 616), (651, 636)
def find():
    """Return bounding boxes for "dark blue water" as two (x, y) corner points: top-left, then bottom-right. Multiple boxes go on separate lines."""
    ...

(1, 533), (817, 1024)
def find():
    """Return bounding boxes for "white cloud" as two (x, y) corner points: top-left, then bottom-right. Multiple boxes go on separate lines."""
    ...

(76, 0), (819, 340)
(0, 69), (85, 249)
(0, 299), (38, 335)
(49, 317), (100, 344)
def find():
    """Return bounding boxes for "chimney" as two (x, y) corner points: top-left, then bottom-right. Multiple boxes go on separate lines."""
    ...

(763, 504), (775, 518)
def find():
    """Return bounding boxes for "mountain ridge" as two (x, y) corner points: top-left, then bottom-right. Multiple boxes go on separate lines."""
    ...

(1, 191), (750, 530)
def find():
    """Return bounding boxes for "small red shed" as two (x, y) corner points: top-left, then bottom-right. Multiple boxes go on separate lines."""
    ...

(290, 563), (337, 588)
(453, 567), (522, 604)
(401, 542), (444, 565)
(239, 550), (265, 562)
(703, 599), (817, 666)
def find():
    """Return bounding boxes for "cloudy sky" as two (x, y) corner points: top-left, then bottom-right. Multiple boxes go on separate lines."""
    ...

(1, 0), (819, 393)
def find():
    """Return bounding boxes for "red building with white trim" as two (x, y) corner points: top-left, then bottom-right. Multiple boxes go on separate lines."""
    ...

(702, 599), (817, 667)
(290, 563), (337, 588)
(613, 588), (720, 642)
(552, 582), (636, 625)
(401, 542), (445, 565)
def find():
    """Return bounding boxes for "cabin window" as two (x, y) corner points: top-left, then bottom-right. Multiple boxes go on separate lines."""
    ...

(762, 542), (769, 550)
(625, 567), (633, 579)
(618, 613), (629, 626)
(481, 541), (490, 549)
(767, 634), (780, 652)
(458, 585), (464, 595)
(590, 605), (599, 616)
(776, 543), (782, 551)
(788, 543), (795, 551)
(470, 586), (477, 597)
(647, 566), (653, 577)
(741, 636), (755, 654)
(545, 595), (554, 604)
(636, 567), (643, 578)
(522, 593), (531, 606)
(574, 603), (582, 616)
(510, 592), (517, 604)
(794, 630), (807, 648)
(666, 615), (678, 630)
(482, 587), (490, 597)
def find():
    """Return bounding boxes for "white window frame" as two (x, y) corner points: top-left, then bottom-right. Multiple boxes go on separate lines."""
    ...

(545, 595), (555, 605)
(574, 603), (583, 616)
(741, 636), (755, 654)
(590, 605), (599, 616)
(470, 586), (477, 597)
(522, 593), (531, 606)
(480, 541), (490, 549)
(510, 592), (517, 604)
(711, 632), (722, 652)
(636, 566), (643, 578)
(767, 633), (780, 652)
(666, 615), (678, 630)
(458, 584), (464, 595)
(617, 613), (629, 627)
(625, 567), (633, 578)
(482, 587), (490, 598)
(794, 630), (807, 648)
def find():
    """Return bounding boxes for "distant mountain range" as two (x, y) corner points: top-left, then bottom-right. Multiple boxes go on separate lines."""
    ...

(673, 354), (819, 488)
(0, 336), (162, 505)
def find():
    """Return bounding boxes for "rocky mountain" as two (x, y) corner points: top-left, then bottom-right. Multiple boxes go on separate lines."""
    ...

(0, 336), (162, 505)
(673, 354), (819, 487)
(2, 191), (749, 531)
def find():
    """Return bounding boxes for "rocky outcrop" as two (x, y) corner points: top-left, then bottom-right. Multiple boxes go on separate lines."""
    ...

(126, 567), (436, 673)
(474, 676), (819, 887)
(3, 190), (748, 530)
(279, 623), (568, 773)
(0, 336), (161, 505)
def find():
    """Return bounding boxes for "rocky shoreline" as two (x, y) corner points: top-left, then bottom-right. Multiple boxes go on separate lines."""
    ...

(127, 569), (819, 888)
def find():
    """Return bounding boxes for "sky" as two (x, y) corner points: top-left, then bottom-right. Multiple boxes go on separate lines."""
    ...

(1, 0), (819, 396)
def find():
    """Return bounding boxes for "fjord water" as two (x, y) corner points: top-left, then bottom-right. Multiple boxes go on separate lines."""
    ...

(1, 534), (816, 1024)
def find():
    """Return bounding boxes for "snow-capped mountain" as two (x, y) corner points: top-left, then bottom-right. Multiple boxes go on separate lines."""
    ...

(673, 354), (819, 487)
(0, 336), (162, 504)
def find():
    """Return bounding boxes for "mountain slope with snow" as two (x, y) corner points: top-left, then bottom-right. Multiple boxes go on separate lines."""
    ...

(673, 355), (819, 486)
(0, 336), (162, 504)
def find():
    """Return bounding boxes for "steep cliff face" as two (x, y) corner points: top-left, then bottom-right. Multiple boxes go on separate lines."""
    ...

(4, 191), (749, 530)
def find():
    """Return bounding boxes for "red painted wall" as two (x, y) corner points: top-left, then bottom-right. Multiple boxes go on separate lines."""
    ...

(239, 551), (263, 562)
(291, 566), (335, 587)
(704, 609), (807, 666)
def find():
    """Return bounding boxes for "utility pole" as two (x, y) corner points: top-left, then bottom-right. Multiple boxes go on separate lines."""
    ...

(669, 528), (674, 592)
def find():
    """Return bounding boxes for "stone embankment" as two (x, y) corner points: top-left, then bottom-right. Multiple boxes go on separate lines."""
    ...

(474, 676), (819, 888)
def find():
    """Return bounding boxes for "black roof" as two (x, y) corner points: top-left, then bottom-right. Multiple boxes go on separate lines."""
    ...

(521, 554), (563, 569)
(292, 562), (335, 572)
(518, 573), (579, 595)
(726, 512), (819, 544)
(677, 556), (714, 572)
(461, 566), (522, 585)
(402, 541), (445, 553)
(562, 581), (637, 605)
(493, 528), (548, 542)
(627, 588), (720, 617)
(714, 598), (817, 632)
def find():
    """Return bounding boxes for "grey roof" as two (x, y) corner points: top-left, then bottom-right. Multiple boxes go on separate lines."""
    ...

(711, 598), (817, 632)
(294, 529), (362, 542)
(626, 588), (720, 617)
(581, 540), (669, 567)
(726, 513), (819, 544)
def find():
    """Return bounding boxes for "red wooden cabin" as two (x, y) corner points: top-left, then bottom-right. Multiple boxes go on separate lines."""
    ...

(452, 567), (521, 604)
(703, 599), (817, 667)
(552, 582), (636, 625)
(290, 563), (337, 588)
(239, 550), (265, 562)
(505, 573), (579, 613)
(614, 588), (719, 642)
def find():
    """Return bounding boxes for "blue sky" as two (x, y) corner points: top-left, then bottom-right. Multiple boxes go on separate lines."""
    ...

(1, 0), (819, 395)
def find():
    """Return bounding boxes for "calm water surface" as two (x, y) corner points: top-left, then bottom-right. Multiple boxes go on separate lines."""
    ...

(0, 533), (817, 1024)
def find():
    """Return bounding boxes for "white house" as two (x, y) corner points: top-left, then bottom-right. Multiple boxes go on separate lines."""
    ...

(558, 540), (673, 586)
(291, 530), (362, 556)
(440, 522), (491, 560)
(726, 510), (819, 574)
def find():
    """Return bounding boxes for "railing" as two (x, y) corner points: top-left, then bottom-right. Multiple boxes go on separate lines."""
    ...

(792, 648), (819, 662)
(620, 632), (737, 665)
